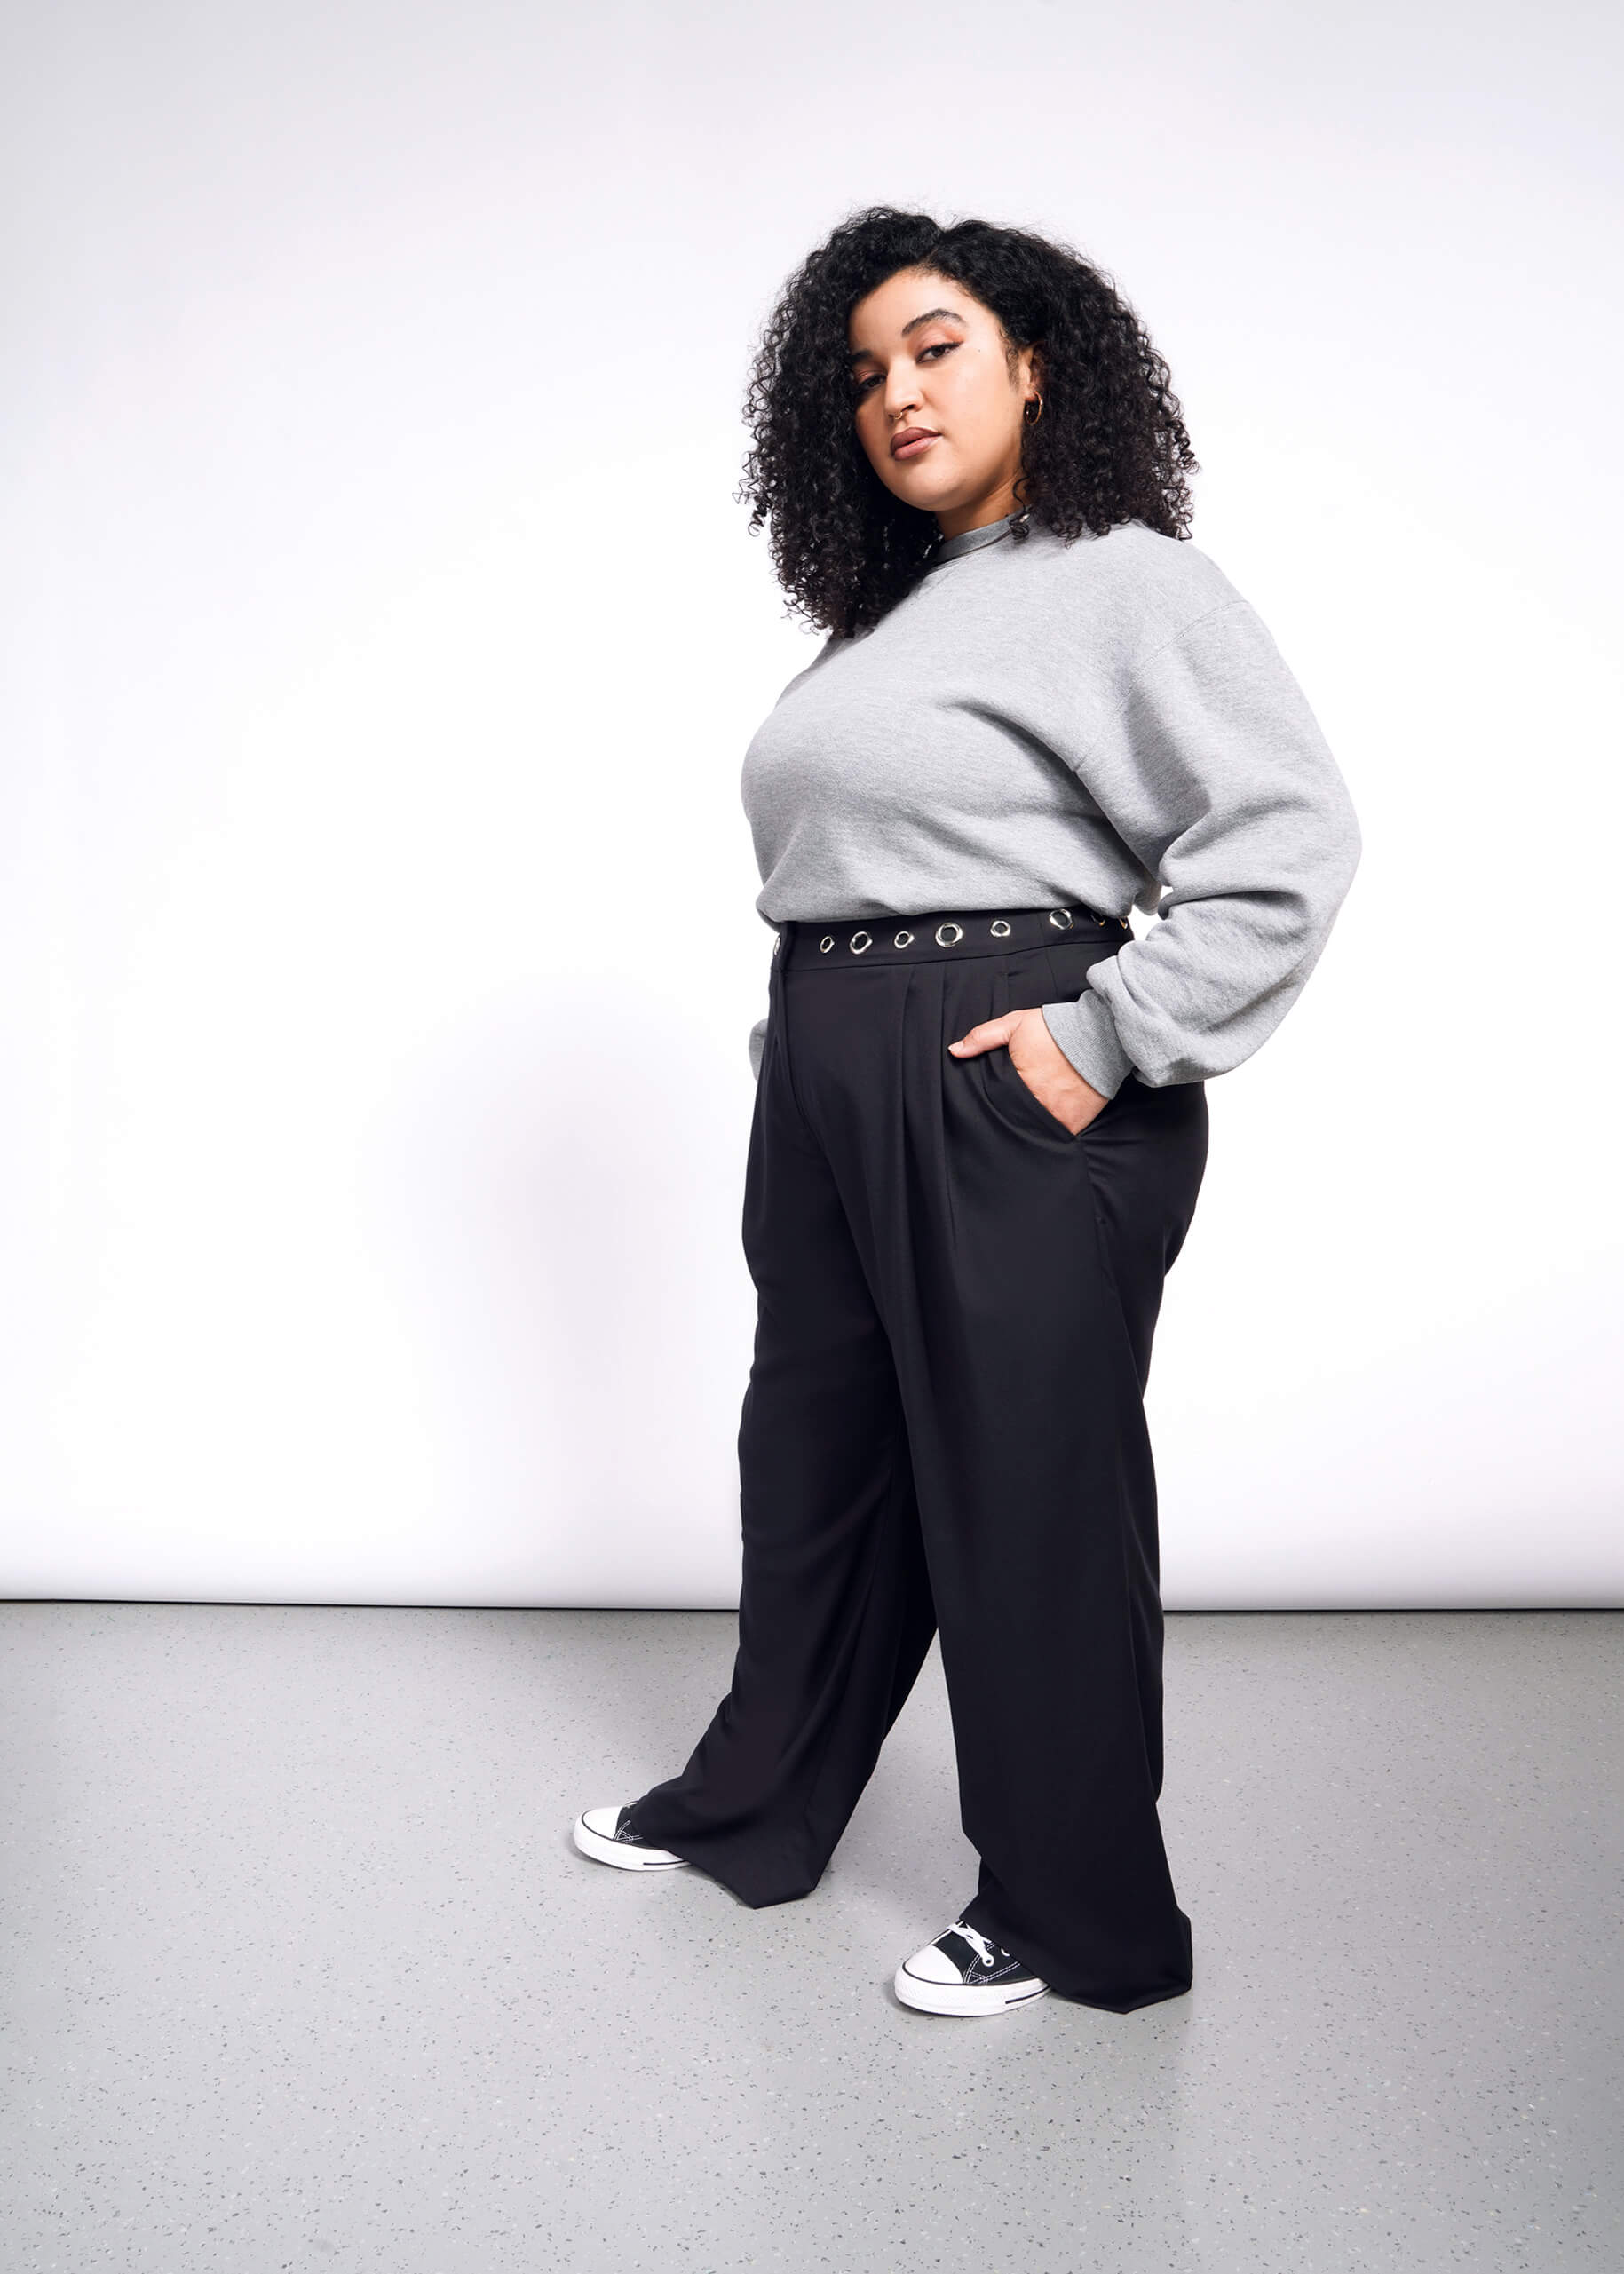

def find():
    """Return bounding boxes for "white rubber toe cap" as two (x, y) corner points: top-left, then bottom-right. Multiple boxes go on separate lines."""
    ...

(579, 1806), (630, 1839)
(899, 1941), (963, 1985)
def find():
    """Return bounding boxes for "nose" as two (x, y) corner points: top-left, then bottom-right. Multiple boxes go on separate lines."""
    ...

(884, 366), (922, 424)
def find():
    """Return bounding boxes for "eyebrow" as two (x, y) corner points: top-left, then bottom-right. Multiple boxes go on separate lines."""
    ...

(847, 307), (967, 367)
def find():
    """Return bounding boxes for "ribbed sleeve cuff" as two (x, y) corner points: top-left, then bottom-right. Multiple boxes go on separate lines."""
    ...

(1041, 992), (1134, 1098)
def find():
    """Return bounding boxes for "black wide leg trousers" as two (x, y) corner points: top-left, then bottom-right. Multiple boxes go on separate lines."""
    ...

(626, 904), (1209, 2013)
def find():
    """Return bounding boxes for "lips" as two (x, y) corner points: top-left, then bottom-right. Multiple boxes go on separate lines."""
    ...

(891, 427), (939, 460)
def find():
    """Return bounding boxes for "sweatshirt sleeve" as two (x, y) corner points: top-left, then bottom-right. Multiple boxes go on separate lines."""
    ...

(1040, 597), (1362, 1093)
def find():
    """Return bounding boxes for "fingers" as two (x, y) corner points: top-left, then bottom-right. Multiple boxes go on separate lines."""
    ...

(947, 1013), (1019, 1057)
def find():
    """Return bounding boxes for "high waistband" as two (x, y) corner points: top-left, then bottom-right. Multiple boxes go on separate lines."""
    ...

(774, 902), (1130, 971)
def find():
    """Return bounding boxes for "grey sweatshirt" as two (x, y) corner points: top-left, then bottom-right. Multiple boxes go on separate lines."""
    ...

(740, 511), (1361, 1092)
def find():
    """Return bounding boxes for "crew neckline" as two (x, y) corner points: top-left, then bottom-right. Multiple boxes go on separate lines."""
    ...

(923, 512), (1015, 570)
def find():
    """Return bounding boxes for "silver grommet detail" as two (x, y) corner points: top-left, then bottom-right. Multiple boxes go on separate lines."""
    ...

(849, 930), (872, 953)
(893, 930), (914, 948)
(1048, 907), (1073, 930)
(989, 919), (1011, 938)
(819, 935), (835, 953)
(935, 922), (963, 946)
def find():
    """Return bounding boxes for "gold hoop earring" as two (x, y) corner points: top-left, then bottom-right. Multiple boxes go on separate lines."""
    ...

(1023, 394), (1044, 425)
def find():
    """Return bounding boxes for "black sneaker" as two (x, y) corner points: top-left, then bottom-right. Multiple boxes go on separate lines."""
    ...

(894, 1917), (1050, 2016)
(572, 1803), (691, 1872)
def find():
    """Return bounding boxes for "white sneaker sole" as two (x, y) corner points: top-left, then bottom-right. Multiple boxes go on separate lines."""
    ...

(572, 1810), (691, 1872)
(893, 1962), (1050, 2017)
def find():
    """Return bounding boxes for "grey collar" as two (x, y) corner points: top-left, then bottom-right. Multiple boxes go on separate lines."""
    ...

(923, 512), (1016, 570)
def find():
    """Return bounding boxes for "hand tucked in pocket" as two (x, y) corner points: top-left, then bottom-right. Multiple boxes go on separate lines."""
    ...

(947, 1009), (1113, 1136)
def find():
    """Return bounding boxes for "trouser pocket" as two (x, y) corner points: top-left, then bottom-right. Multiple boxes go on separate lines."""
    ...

(965, 939), (1126, 1142)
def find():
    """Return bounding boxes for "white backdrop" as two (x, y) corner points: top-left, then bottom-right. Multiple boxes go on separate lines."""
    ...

(4, 0), (1620, 1607)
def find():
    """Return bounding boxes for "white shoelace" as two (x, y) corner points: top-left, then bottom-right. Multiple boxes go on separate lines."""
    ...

(952, 1920), (1002, 1971)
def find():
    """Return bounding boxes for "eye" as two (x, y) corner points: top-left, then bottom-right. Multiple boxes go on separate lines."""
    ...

(852, 340), (958, 400)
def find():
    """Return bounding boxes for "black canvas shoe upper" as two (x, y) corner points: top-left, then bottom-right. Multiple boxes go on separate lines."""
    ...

(932, 1920), (1042, 1987)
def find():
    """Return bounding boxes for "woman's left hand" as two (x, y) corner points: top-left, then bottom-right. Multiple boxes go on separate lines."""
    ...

(948, 1009), (1112, 1135)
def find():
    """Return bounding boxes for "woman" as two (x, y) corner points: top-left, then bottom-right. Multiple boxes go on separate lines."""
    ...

(573, 207), (1361, 2019)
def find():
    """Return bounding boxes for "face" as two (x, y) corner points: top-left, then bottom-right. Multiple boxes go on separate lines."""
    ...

(847, 266), (1040, 538)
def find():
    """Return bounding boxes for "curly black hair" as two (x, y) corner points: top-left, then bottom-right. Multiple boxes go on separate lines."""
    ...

(737, 206), (1199, 638)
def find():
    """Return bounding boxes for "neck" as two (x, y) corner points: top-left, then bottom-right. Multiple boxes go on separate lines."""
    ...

(933, 484), (1022, 541)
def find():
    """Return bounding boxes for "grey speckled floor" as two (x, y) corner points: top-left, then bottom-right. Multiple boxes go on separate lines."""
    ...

(1, 1607), (1620, 2273)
